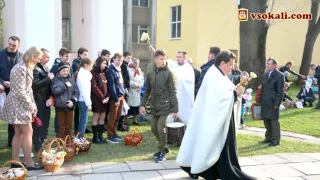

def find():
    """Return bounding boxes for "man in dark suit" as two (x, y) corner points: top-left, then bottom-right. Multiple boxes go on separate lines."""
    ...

(258, 58), (284, 147)
(0, 36), (23, 147)
(186, 58), (200, 98)
(32, 48), (55, 151)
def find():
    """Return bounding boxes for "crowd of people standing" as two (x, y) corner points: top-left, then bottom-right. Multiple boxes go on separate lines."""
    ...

(1, 35), (320, 180)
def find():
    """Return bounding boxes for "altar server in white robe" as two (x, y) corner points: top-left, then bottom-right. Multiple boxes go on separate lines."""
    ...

(176, 50), (256, 180)
(168, 51), (195, 125)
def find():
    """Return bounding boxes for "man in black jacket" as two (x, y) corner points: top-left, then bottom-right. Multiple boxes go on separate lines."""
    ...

(0, 36), (23, 147)
(258, 58), (284, 147)
(195, 46), (221, 96)
(229, 63), (242, 85)
(32, 48), (54, 151)
(279, 61), (306, 82)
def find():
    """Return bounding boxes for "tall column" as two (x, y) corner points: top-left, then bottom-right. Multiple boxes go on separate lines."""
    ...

(2, 0), (62, 68)
(150, 0), (157, 49)
(71, 0), (123, 58)
(149, 0), (157, 63)
(125, 0), (133, 53)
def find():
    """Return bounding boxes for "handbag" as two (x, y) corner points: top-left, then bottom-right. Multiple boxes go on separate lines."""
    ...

(32, 115), (43, 127)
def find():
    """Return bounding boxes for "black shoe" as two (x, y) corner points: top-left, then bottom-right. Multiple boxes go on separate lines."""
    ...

(11, 162), (26, 168)
(133, 122), (140, 126)
(188, 173), (199, 179)
(155, 153), (166, 163)
(98, 125), (106, 143)
(269, 141), (280, 146)
(154, 148), (172, 158)
(259, 139), (272, 143)
(93, 136), (103, 144)
(85, 128), (92, 134)
(26, 163), (44, 171)
(92, 126), (103, 144)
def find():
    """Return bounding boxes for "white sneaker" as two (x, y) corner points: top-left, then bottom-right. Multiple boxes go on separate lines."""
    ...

(19, 149), (34, 158)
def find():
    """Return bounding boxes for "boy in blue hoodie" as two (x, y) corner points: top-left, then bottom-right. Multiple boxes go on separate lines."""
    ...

(107, 53), (126, 143)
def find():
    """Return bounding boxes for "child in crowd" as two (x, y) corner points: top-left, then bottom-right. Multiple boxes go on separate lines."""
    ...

(76, 58), (94, 136)
(240, 97), (246, 129)
(243, 88), (253, 115)
(91, 57), (109, 144)
(51, 63), (79, 139)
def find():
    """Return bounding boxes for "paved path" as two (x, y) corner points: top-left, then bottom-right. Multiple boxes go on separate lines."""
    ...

(23, 153), (320, 180)
(239, 127), (320, 145)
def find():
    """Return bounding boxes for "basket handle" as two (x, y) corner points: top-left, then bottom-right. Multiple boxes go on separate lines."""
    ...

(2, 160), (27, 175)
(47, 138), (66, 153)
(75, 132), (83, 139)
(64, 135), (72, 146)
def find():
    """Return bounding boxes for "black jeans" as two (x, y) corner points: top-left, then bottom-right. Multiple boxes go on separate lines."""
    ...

(7, 124), (14, 147)
(74, 105), (80, 133)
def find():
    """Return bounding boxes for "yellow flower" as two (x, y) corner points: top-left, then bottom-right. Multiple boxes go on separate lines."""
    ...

(140, 32), (150, 42)
(250, 72), (257, 78)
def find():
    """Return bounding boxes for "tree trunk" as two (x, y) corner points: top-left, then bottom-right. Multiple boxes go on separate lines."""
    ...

(299, 29), (318, 81)
(240, 0), (268, 90)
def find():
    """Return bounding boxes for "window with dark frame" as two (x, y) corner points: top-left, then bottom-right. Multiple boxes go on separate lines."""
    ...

(132, 0), (149, 8)
(170, 6), (181, 39)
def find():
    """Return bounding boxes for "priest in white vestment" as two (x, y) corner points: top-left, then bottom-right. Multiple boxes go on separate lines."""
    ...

(167, 51), (195, 125)
(176, 50), (256, 180)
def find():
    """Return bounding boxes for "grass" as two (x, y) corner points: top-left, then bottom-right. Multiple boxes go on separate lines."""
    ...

(0, 110), (320, 165)
(244, 85), (320, 137)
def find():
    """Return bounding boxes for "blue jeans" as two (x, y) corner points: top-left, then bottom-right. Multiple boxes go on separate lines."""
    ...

(77, 101), (88, 135)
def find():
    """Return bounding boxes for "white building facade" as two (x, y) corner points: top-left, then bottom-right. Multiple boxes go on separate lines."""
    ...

(2, 0), (123, 68)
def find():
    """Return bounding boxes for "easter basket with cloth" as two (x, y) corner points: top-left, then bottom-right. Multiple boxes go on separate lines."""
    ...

(41, 138), (67, 172)
(124, 130), (143, 146)
(0, 160), (27, 180)
(74, 132), (91, 155)
(64, 135), (75, 162)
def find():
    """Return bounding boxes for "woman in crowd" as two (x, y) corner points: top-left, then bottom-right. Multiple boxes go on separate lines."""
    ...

(127, 58), (143, 126)
(51, 62), (79, 139)
(91, 57), (109, 144)
(76, 58), (94, 136)
(0, 46), (43, 170)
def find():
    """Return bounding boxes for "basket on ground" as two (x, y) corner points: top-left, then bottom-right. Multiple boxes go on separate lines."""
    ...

(38, 138), (58, 165)
(0, 160), (27, 180)
(64, 135), (75, 162)
(124, 130), (143, 146)
(41, 138), (66, 172)
(74, 132), (91, 155)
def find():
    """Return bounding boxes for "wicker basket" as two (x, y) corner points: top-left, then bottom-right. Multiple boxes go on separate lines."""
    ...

(64, 135), (75, 162)
(42, 139), (66, 172)
(74, 132), (91, 155)
(124, 131), (143, 146)
(38, 138), (57, 165)
(0, 160), (27, 180)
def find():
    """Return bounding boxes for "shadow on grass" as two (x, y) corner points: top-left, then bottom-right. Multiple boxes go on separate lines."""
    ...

(238, 143), (269, 154)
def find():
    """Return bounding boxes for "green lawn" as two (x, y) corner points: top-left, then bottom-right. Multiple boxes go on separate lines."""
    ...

(0, 111), (320, 165)
(244, 85), (320, 137)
